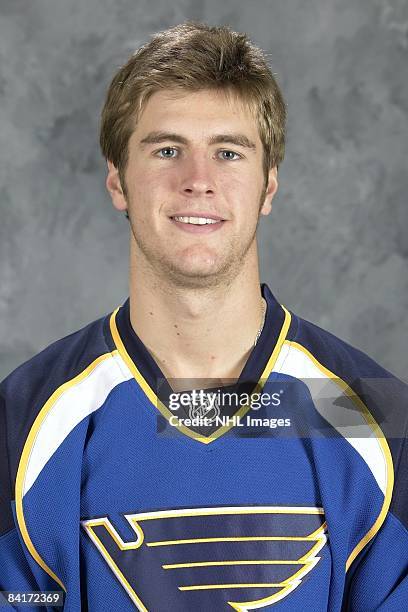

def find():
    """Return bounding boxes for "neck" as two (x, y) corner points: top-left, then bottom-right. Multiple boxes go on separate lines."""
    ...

(128, 239), (265, 384)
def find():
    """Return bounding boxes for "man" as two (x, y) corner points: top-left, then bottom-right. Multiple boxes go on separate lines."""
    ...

(1, 21), (407, 612)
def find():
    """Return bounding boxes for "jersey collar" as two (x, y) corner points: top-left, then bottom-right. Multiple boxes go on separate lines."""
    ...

(110, 283), (291, 443)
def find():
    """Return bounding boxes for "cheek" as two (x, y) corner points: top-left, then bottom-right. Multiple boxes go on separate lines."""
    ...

(128, 182), (168, 228)
(135, 165), (176, 200)
(229, 176), (262, 206)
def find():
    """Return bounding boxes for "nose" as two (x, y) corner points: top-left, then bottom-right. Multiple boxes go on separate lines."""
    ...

(179, 156), (215, 197)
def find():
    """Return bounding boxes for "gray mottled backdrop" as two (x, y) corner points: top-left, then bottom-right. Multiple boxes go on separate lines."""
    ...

(0, 0), (407, 381)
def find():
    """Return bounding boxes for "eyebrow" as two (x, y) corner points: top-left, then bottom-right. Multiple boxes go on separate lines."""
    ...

(139, 131), (257, 150)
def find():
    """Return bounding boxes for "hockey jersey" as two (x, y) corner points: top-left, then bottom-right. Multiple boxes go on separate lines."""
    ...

(1, 283), (408, 611)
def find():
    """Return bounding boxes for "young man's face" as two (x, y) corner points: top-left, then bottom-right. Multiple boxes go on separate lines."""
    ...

(107, 88), (278, 288)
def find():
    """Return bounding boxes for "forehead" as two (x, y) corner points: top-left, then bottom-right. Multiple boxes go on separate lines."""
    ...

(134, 88), (260, 140)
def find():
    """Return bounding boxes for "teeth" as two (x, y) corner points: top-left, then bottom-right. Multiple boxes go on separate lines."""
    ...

(173, 216), (219, 225)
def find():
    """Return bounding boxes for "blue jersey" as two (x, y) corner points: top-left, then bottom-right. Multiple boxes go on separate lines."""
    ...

(1, 284), (408, 611)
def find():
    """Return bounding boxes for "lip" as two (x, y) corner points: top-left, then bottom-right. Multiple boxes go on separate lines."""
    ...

(169, 212), (226, 221)
(169, 214), (226, 234)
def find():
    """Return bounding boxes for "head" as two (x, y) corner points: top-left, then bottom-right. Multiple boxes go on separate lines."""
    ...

(101, 21), (287, 288)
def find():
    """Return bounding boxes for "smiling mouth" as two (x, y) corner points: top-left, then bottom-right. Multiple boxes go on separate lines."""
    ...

(169, 214), (226, 233)
(171, 215), (223, 225)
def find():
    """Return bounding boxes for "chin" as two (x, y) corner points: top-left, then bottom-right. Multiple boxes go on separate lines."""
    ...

(164, 259), (235, 289)
(171, 252), (220, 274)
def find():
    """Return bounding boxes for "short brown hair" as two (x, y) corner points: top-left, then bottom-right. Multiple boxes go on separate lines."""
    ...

(100, 21), (286, 199)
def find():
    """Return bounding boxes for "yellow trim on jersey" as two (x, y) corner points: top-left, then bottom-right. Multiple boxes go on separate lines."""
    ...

(81, 522), (148, 611)
(284, 341), (394, 572)
(15, 350), (120, 592)
(109, 304), (292, 445)
(125, 505), (325, 520)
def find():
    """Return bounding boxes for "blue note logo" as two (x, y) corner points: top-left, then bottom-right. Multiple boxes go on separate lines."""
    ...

(81, 505), (328, 610)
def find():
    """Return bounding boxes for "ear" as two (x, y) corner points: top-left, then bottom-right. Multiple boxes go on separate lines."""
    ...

(260, 166), (278, 216)
(106, 160), (128, 213)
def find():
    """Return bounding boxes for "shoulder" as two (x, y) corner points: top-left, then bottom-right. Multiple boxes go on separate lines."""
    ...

(285, 310), (408, 443)
(285, 312), (408, 437)
(0, 308), (119, 488)
(286, 310), (408, 530)
(1, 311), (115, 402)
(288, 311), (397, 381)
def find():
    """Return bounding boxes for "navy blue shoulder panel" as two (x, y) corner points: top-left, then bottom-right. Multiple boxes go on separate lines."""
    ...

(0, 310), (117, 536)
(291, 312), (408, 530)
(0, 392), (13, 534)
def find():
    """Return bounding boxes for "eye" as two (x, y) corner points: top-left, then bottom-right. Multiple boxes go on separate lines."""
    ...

(156, 147), (178, 159)
(218, 150), (242, 161)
